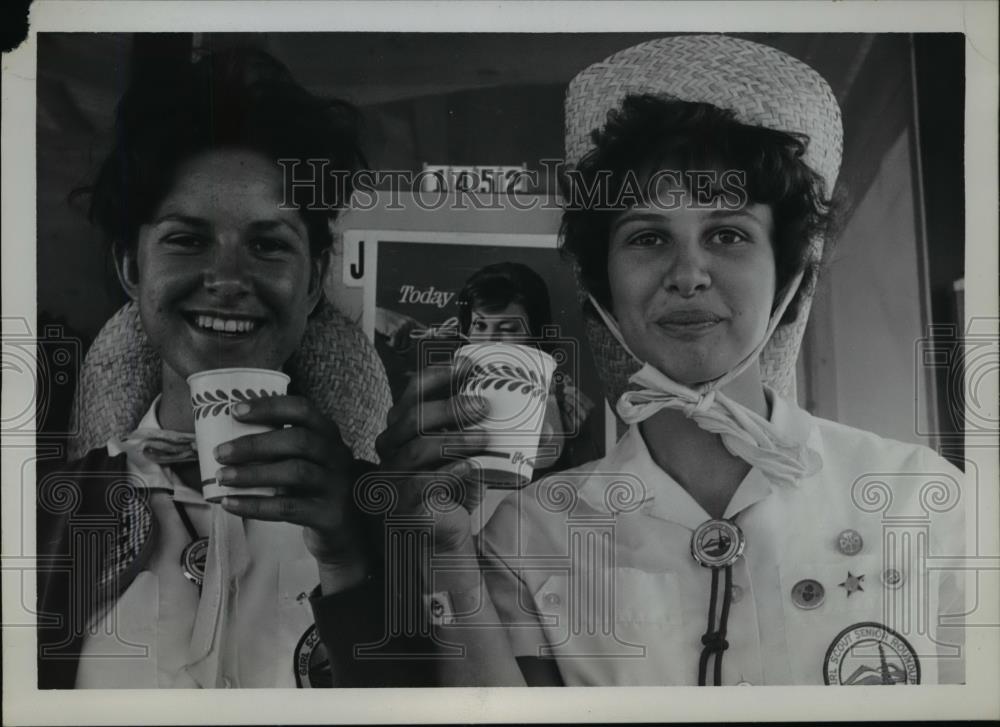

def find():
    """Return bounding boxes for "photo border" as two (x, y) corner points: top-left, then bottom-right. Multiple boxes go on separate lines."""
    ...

(3, 1), (997, 724)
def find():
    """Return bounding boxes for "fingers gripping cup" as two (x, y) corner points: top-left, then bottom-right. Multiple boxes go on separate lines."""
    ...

(455, 343), (557, 488)
(187, 367), (290, 502)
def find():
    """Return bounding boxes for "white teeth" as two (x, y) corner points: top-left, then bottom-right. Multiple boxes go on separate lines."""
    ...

(193, 315), (256, 333)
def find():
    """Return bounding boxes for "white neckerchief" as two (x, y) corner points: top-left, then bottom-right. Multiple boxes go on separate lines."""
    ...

(591, 272), (822, 487)
(109, 401), (251, 688)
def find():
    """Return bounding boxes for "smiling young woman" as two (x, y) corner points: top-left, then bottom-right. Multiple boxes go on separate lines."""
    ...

(122, 148), (325, 432)
(606, 198), (778, 388)
(37, 47), (393, 690)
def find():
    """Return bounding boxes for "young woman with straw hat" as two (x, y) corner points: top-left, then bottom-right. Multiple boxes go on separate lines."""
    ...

(378, 34), (965, 686)
(37, 48), (394, 689)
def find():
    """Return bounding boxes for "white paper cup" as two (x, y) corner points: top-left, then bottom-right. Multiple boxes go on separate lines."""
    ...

(455, 343), (557, 488)
(187, 367), (290, 503)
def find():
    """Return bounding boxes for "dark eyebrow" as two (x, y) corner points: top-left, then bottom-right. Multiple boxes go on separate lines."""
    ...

(611, 207), (771, 238)
(610, 211), (665, 234)
(247, 219), (304, 236)
(705, 207), (768, 227)
(151, 215), (303, 237)
(152, 213), (210, 228)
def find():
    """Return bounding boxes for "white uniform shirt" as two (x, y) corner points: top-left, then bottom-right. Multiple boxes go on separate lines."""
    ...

(480, 389), (966, 686)
(75, 400), (319, 688)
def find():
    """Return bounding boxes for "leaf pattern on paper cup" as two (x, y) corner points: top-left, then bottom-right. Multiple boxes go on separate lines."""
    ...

(466, 362), (546, 398)
(191, 387), (281, 420)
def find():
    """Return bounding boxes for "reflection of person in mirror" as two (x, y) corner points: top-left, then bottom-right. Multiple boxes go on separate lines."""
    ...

(37, 47), (392, 689)
(454, 262), (595, 476)
(374, 262), (596, 475)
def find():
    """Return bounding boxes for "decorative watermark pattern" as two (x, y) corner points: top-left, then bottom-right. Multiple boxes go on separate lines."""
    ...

(3, 316), (81, 437)
(915, 317), (998, 442)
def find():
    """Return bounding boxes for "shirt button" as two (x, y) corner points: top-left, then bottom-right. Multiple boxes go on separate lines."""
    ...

(791, 578), (825, 609)
(881, 568), (905, 589)
(730, 584), (744, 604)
(544, 592), (561, 606)
(736, 680), (753, 686)
(836, 529), (864, 555)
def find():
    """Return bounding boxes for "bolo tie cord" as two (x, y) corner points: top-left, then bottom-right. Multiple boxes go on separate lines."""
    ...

(697, 564), (734, 686)
(173, 499), (200, 542)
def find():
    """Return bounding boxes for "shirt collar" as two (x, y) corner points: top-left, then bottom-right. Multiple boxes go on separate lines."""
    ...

(106, 395), (206, 504)
(766, 385), (815, 450)
(578, 387), (815, 529)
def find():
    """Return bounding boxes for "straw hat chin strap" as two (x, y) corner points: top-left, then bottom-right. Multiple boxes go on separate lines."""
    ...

(589, 272), (822, 488)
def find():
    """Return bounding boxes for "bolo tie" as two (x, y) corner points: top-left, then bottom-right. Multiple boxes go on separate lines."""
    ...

(690, 518), (746, 686)
(173, 500), (208, 590)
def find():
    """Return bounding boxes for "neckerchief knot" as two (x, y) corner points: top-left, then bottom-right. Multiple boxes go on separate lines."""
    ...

(589, 270), (823, 490)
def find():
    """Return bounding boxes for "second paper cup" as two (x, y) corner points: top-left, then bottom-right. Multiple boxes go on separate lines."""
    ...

(455, 342), (556, 488)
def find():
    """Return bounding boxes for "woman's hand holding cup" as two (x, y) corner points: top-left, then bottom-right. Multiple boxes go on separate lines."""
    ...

(211, 393), (369, 585)
(374, 362), (493, 555)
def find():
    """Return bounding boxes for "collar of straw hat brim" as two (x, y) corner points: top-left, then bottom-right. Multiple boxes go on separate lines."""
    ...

(68, 301), (391, 463)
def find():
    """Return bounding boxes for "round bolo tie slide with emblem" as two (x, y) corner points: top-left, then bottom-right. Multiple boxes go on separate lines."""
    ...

(690, 519), (746, 686)
(174, 501), (208, 589)
(691, 519), (746, 568)
(181, 538), (209, 588)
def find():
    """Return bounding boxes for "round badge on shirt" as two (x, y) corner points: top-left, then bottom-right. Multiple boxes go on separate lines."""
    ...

(836, 529), (864, 556)
(881, 568), (905, 589)
(824, 621), (920, 685)
(294, 625), (331, 688)
(791, 578), (825, 609)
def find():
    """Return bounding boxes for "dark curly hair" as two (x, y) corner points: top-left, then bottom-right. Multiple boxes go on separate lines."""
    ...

(560, 94), (836, 324)
(87, 47), (366, 264)
(455, 262), (553, 338)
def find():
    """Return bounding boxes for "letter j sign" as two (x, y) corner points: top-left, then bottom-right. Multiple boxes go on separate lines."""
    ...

(342, 236), (368, 288)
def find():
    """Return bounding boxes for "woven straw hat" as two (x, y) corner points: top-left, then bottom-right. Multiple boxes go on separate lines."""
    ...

(68, 300), (392, 463)
(564, 34), (843, 407)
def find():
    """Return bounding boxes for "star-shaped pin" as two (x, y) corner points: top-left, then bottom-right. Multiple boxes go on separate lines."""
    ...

(839, 571), (865, 597)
